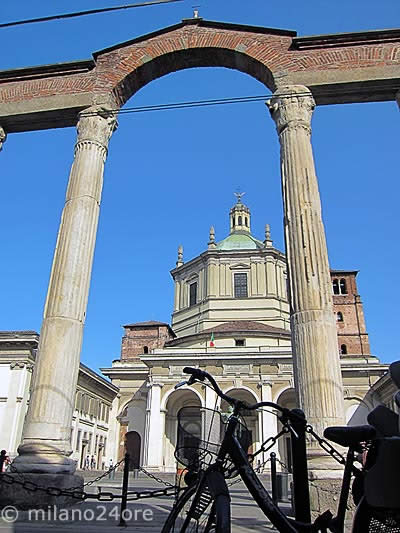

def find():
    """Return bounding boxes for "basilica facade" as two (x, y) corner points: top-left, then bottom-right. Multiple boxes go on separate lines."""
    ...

(102, 197), (387, 472)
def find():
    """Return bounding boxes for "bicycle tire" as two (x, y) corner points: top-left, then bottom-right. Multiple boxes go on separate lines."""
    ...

(161, 470), (231, 533)
(352, 497), (400, 533)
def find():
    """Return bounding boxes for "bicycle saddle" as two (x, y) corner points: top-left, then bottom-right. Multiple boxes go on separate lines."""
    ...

(367, 405), (400, 437)
(324, 424), (376, 448)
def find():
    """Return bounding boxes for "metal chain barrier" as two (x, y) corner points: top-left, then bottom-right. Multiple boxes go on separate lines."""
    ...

(0, 457), (183, 502)
(305, 425), (347, 466)
(0, 422), (361, 506)
(82, 458), (125, 487)
(277, 458), (290, 472)
(8, 457), (126, 493)
(138, 466), (176, 488)
(126, 486), (183, 501)
(0, 470), (182, 502)
(249, 427), (289, 462)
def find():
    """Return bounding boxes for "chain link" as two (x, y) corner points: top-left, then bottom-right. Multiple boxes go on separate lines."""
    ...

(0, 422), (357, 505)
(82, 458), (125, 487)
(0, 463), (182, 502)
(138, 466), (176, 488)
(306, 425), (347, 465)
(249, 427), (289, 462)
(127, 486), (182, 501)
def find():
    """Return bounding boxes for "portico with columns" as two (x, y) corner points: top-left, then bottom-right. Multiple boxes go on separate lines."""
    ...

(0, 16), (398, 507)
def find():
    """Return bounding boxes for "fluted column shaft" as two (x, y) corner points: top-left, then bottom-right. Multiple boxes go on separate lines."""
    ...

(267, 86), (344, 442)
(15, 106), (117, 473)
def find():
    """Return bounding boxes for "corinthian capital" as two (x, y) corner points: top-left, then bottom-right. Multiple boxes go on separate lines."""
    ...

(266, 85), (315, 136)
(0, 126), (7, 151)
(77, 105), (118, 148)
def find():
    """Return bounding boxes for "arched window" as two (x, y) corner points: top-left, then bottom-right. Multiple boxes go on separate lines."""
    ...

(245, 217), (248, 226)
(340, 344), (347, 355)
(232, 216), (234, 227)
(332, 279), (339, 295)
(143, 346), (149, 354)
(238, 216), (242, 225)
(337, 312), (343, 322)
(339, 279), (347, 294)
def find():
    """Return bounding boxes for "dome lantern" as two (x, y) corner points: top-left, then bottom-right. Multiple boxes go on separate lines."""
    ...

(230, 192), (251, 234)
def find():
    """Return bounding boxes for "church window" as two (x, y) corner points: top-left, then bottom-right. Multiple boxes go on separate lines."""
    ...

(340, 279), (347, 294)
(143, 346), (149, 354)
(340, 344), (348, 355)
(245, 217), (248, 226)
(337, 312), (343, 322)
(189, 282), (197, 307)
(235, 339), (245, 347)
(332, 279), (339, 294)
(234, 273), (248, 298)
(232, 216), (234, 227)
(238, 216), (242, 225)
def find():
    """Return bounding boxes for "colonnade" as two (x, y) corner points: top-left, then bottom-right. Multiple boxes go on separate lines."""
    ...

(2, 87), (398, 474)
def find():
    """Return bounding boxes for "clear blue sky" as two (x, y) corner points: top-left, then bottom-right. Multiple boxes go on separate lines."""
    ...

(0, 1), (399, 371)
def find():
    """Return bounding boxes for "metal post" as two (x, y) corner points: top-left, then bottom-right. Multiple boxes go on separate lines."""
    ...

(270, 452), (278, 504)
(290, 409), (311, 523)
(119, 453), (130, 527)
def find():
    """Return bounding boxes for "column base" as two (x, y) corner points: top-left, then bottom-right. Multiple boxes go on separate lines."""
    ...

(11, 443), (76, 474)
(308, 471), (356, 520)
(0, 473), (84, 510)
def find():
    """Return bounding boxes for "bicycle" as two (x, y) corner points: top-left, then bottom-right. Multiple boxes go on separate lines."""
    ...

(161, 365), (400, 532)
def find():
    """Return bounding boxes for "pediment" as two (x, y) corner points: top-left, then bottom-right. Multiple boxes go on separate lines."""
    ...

(230, 263), (250, 270)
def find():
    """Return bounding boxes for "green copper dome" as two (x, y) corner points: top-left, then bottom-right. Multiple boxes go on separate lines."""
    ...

(216, 232), (264, 250)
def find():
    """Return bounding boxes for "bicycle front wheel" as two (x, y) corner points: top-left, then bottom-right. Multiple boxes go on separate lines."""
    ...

(161, 470), (231, 533)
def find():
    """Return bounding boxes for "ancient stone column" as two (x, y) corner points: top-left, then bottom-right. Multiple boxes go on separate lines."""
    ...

(13, 106), (117, 474)
(267, 86), (344, 469)
(0, 126), (6, 150)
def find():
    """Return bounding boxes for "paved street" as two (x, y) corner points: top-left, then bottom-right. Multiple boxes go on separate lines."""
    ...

(0, 472), (353, 532)
(0, 473), (289, 532)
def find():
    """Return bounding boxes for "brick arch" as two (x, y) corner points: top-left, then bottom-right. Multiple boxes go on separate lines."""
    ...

(0, 19), (399, 132)
(93, 22), (291, 108)
(110, 47), (275, 107)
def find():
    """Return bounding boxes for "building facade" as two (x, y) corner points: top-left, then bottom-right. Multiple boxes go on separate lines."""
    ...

(0, 331), (118, 468)
(102, 197), (388, 472)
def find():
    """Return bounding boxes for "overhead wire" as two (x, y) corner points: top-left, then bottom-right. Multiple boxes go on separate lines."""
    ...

(2, 91), (323, 130)
(0, 0), (183, 29)
(79, 90), (314, 117)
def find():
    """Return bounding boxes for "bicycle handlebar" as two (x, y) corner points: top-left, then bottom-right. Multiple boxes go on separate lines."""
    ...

(182, 366), (300, 422)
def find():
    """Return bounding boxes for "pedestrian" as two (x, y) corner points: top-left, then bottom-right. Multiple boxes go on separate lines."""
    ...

(90, 455), (96, 470)
(0, 450), (11, 472)
(84, 455), (90, 470)
(108, 458), (115, 480)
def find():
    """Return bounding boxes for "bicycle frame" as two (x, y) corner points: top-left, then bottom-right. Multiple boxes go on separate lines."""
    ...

(176, 368), (358, 532)
(212, 413), (354, 533)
